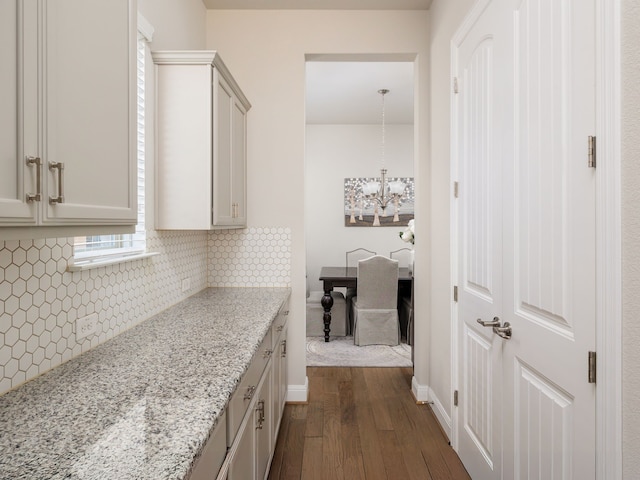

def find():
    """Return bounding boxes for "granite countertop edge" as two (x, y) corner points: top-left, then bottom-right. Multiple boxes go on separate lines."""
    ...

(0, 286), (291, 480)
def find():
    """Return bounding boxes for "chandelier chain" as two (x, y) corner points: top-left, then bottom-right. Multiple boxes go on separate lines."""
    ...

(381, 89), (386, 170)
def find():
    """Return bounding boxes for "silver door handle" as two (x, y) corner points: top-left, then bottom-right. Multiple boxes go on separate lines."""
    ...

(26, 156), (42, 202)
(477, 317), (501, 327)
(49, 161), (64, 204)
(493, 322), (512, 340)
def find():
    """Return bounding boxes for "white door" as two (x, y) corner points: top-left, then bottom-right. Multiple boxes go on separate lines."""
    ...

(454, 0), (597, 479)
(454, 0), (510, 478)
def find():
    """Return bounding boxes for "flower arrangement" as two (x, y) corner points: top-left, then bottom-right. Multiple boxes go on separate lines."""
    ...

(399, 219), (415, 245)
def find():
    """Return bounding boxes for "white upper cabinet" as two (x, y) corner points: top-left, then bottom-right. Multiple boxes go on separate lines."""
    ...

(0, 0), (137, 232)
(153, 51), (250, 230)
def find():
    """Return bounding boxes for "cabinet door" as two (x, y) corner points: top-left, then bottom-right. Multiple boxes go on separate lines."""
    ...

(271, 328), (287, 445)
(41, 0), (136, 225)
(255, 367), (272, 480)
(228, 413), (255, 480)
(0, 0), (37, 224)
(278, 330), (288, 420)
(213, 72), (234, 226)
(231, 98), (247, 225)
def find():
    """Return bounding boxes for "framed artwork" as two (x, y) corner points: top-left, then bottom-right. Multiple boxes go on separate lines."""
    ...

(344, 177), (414, 227)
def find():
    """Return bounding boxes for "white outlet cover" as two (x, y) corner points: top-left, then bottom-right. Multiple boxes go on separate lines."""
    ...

(76, 314), (98, 340)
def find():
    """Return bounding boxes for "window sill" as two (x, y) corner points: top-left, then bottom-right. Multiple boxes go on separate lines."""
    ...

(67, 252), (160, 272)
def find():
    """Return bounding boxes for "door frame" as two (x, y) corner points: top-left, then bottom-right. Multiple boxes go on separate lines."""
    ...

(448, 0), (622, 478)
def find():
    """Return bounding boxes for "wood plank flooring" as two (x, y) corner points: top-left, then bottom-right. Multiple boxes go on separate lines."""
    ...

(268, 367), (471, 480)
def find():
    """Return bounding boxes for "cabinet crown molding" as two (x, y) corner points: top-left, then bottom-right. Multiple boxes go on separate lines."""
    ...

(151, 50), (251, 109)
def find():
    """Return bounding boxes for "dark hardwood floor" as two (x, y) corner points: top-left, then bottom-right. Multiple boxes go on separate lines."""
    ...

(268, 367), (471, 480)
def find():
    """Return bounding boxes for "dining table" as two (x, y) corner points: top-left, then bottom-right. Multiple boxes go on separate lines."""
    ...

(318, 266), (413, 342)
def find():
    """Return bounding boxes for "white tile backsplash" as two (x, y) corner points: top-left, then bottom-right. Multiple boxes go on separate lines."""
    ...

(0, 227), (291, 395)
(208, 227), (291, 287)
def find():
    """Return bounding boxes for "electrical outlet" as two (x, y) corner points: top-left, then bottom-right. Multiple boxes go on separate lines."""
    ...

(181, 277), (191, 292)
(76, 314), (97, 340)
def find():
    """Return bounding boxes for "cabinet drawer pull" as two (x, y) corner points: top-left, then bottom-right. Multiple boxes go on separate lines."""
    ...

(263, 349), (273, 359)
(49, 161), (65, 204)
(26, 156), (42, 202)
(256, 400), (265, 429)
(276, 325), (284, 332)
(281, 339), (287, 358)
(244, 385), (256, 400)
(283, 310), (289, 316)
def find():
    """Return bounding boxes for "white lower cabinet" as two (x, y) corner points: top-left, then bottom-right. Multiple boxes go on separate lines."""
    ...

(190, 412), (227, 480)
(215, 297), (289, 480)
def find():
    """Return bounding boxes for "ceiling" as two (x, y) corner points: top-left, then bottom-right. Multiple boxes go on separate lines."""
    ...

(305, 61), (414, 125)
(203, 0), (432, 10)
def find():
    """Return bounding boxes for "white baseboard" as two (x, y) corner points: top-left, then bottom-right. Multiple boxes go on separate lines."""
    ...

(411, 375), (430, 402)
(412, 376), (452, 441)
(428, 387), (452, 441)
(286, 376), (309, 403)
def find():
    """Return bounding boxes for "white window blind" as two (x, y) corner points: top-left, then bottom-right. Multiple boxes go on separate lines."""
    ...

(73, 34), (148, 262)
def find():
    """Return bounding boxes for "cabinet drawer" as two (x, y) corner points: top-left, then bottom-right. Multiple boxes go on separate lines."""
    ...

(226, 329), (272, 446)
(190, 411), (227, 480)
(271, 301), (290, 349)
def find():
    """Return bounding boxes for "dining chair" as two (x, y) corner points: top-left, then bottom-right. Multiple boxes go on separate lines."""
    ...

(390, 248), (413, 341)
(345, 248), (376, 334)
(389, 247), (413, 268)
(352, 255), (400, 346)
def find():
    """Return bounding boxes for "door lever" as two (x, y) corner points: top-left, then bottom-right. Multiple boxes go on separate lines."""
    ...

(477, 317), (501, 327)
(493, 322), (512, 340)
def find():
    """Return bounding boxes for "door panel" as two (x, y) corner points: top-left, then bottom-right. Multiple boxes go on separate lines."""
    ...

(456, 3), (505, 477)
(455, 0), (596, 478)
(502, 0), (596, 477)
(514, 0), (572, 335)
(514, 360), (574, 479)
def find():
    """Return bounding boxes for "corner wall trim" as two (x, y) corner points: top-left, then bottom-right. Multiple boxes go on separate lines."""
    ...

(411, 375), (430, 403)
(286, 377), (309, 403)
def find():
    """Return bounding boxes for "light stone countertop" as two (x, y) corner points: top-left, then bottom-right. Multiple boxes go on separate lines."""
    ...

(0, 287), (291, 480)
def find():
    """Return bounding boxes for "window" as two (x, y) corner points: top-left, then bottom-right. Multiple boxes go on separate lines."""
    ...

(72, 24), (152, 266)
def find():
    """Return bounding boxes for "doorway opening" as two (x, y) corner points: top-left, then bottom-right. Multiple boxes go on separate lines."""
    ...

(304, 55), (416, 367)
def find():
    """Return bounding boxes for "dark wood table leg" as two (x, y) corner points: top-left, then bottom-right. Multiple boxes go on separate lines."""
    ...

(321, 286), (334, 342)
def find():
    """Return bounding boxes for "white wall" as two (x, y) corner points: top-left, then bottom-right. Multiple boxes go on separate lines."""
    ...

(205, 10), (430, 398)
(428, 0), (475, 419)
(305, 124), (414, 294)
(138, 0), (206, 50)
(622, 0), (640, 475)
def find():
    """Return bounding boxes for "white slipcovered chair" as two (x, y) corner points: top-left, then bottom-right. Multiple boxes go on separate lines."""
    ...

(352, 255), (400, 346)
(390, 248), (413, 342)
(389, 247), (413, 269)
(345, 248), (376, 334)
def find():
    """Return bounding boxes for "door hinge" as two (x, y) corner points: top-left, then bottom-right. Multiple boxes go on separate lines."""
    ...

(453, 77), (459, 94)
(588, 351), (597, 383)
(454, 181), (459, 198)
(453, 285), (458, 302)
(588, 136), (596, 168)
(454, 390), (459, 406)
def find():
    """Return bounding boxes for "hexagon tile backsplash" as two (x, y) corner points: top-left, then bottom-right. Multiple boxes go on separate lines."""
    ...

(0, 227), (291, 395)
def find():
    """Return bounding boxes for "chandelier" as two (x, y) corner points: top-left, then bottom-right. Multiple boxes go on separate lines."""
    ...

(362, 89), (406, 226)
